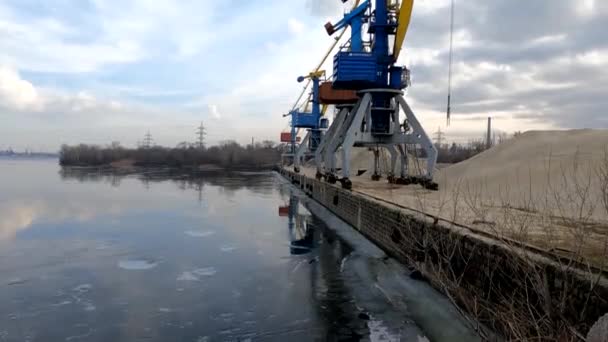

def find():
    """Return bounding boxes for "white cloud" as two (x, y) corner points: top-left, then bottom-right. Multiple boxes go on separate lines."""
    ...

(70, 91), (98, 112)
(208, 104), (221, 119)
(530, 34), (567, 46)
(576, 49), (608, 66)
(0, 66), (43, 111)
(0, 0), (223, 72)
(0, 65), (122, 116)
(0, 8), (143, 73)
(182, 19), (344, 145)
(577, 0), (596, 17)
(288, 18), (304, 35)
(0, 1), (340, 150)
(306, 0), (343, 17)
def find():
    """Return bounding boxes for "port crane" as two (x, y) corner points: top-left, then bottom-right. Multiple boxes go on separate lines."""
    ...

(281, 1), (363, 169)
(318, 0), (437, 190)
(287, 71), (329, 173)
(280, 76), (326, 171)
(283, 0), (437, 190)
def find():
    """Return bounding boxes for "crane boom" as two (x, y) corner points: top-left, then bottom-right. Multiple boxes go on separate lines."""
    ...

(324, 0), (370, 52)
(393, 0), (414, 61)
(289, 0), (361, 113)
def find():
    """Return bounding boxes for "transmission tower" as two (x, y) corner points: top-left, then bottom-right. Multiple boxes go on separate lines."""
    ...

(143, 131), (154, 149)
(196, 122), (206, 149)
(433, 126), (445, 147)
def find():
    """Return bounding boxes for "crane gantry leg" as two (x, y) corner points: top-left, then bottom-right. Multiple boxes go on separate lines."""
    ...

(315, 106), (351, 179)
(324, 103), (360, 184)
(383, 144), (398, 182)
(293, 131), (311, 173)
(328, 94), (371, 189)
(396, 95), (438, 183)
(316, 90), (438, 190)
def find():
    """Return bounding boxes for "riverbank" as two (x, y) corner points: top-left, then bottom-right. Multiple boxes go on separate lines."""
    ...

(279, 167), (608, 340)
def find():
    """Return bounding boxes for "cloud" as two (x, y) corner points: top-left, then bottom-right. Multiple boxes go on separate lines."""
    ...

(0, 65), (124, 117)
(306, 0), (343, 17)
(287, 18), (304, 35)
(397, 0), (608, 138)
(208, 104), (221, 119)
(0, 64), (197, 149)
(0, 66), (42, 111)
(1, 0), (607, 150)
(0, 10), (142, 73)
(0, 0), (225, 73)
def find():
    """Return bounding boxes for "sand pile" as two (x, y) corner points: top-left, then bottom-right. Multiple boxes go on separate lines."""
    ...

(305, 129), (608, 221)
(295, 129), (608, 259)
(438, 129), (608, 221)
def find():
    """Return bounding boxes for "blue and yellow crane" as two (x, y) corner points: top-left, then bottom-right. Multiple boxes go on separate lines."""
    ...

(317, 0), (438, 190)
(283, 0), (437, 190)
(280, 1), (363, 169)
(283, 70), (328, 173)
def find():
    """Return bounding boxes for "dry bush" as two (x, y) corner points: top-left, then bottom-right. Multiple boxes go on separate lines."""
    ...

(398, 152), (608, 340)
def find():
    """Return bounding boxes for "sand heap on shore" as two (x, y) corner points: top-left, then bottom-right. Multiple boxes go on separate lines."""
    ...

(304, 129), (608, 221)
(438, 129), (608, 222)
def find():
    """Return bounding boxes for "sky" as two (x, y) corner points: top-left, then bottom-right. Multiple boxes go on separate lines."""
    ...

(0, 0), (606, 151)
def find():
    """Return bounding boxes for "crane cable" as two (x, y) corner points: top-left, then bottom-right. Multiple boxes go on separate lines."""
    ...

(446, 0), (455, 126)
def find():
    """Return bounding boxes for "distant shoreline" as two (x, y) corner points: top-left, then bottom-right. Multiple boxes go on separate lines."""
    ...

(0, 154), (58, 159)
(60, 159), (277, 172)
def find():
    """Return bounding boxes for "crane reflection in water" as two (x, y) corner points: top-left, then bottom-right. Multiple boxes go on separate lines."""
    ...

(278, 190), (316, 255)
(278, 188), (371, 340)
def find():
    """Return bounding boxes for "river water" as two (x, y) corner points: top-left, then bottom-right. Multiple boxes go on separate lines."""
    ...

(0, 158), (479, 342)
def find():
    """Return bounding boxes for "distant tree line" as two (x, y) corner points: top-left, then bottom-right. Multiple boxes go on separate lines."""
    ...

(59, 140), (282, 169)
(435, 131), (520, 164)
(60, 131), (522, 168)
(435, 140), (488, 164)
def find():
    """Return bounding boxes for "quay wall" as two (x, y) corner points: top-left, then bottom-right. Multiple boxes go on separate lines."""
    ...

(279, 168), (608, 339)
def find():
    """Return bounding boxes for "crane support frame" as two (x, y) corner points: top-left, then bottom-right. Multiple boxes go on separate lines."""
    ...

(316, 89), (437, 190)
(313, 0), (438, 190)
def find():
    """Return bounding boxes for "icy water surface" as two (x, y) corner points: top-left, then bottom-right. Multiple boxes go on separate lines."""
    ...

(0, 159), (479, 341)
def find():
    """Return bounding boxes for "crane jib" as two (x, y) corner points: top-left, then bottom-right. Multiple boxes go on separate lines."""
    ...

(393, 0), (414, 61)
